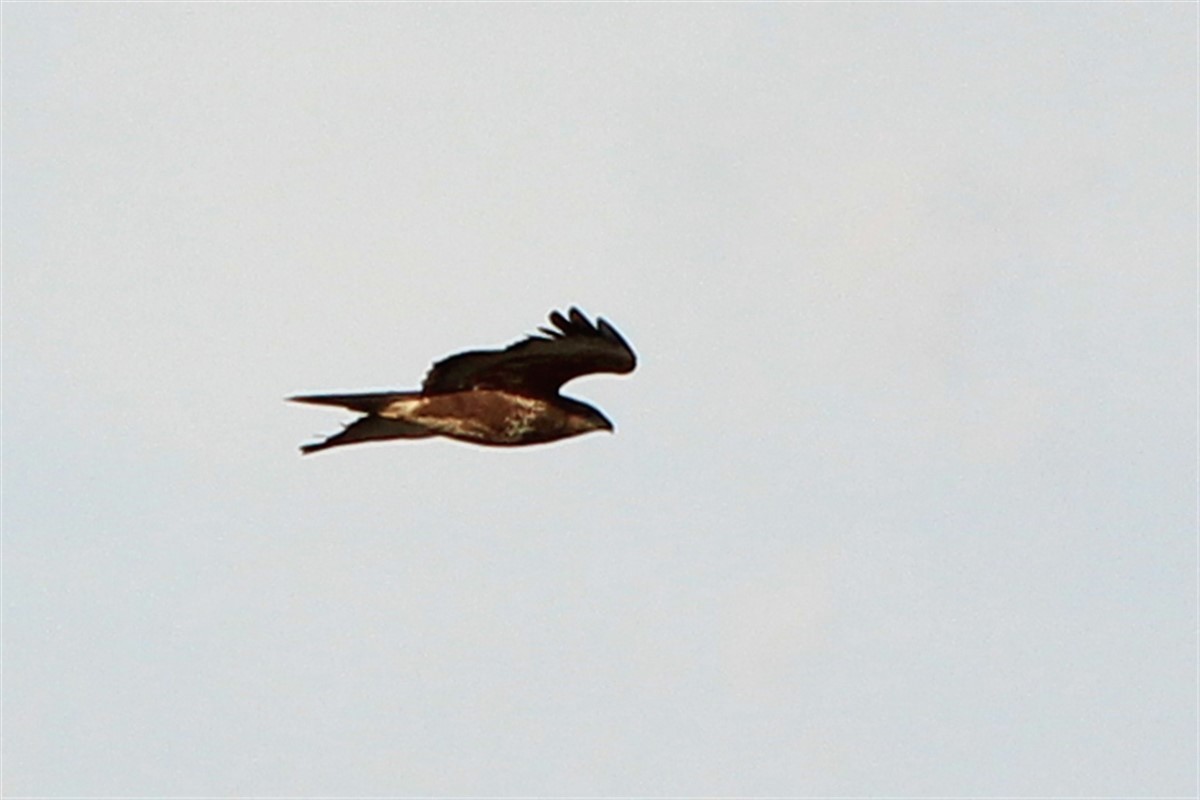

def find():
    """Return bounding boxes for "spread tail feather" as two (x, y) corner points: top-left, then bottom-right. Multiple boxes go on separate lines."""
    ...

(300, 415), (435, 455)
(288, 391), (416, 414)
(290, 391), (432, 454)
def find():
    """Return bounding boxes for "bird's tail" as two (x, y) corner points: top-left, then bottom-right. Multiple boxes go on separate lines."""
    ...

(288, 391), (416, 414)
(290, 391), (434, 454)
(299, 414), (435, 455)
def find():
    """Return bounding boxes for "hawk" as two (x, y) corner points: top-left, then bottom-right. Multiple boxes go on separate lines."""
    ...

(290, 307), (636, 454)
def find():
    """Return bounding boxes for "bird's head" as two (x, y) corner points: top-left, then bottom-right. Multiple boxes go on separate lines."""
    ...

(563, 398), (615, 435)
(576, 407), (614, 435)
(586, 407), (615, 433)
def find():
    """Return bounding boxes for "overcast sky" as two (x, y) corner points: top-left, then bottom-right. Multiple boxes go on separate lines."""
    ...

(5, 4), (1196, 797)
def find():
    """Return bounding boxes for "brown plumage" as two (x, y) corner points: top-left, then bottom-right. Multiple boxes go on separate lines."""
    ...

(290, 307), (636, 454)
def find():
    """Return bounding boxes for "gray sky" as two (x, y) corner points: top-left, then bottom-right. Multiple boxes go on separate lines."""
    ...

(5, 4), (1196, 797)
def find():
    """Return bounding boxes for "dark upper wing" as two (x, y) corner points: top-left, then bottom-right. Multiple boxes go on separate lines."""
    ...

(422, 307), (636, 397)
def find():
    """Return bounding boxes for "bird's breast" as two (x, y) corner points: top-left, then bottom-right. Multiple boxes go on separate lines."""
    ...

(386, 390), (559, 445)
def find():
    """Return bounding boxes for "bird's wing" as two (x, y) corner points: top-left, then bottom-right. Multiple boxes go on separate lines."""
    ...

(422, 307), (636, 397)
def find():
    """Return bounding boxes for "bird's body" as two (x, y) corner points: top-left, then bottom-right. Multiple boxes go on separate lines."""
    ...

(291, 308), (635, 454)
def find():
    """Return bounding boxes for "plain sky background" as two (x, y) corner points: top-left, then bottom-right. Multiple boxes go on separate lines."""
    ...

(4, 4), (1196, 798)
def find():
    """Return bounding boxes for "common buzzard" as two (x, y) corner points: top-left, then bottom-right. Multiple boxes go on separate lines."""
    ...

(290, 307), (636, 454)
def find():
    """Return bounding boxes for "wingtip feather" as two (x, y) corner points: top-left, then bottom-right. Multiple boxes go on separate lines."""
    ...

(549, 310), (570, 331)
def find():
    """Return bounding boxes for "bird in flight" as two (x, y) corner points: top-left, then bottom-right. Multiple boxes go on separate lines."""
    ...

(290, 307), (636, 454)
